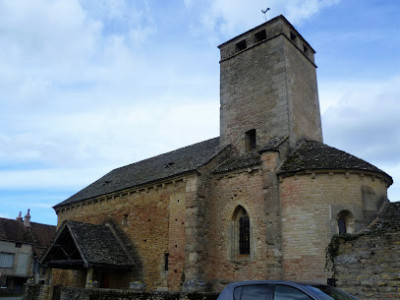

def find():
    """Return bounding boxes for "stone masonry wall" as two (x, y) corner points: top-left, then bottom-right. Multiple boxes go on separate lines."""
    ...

(182, 175), (204, 290)
(328, 202), (400, 300)
(219, 16), (321, 154)
(23, 284), (51, 300)
(205, 163), (280, 291)
(55, 176), (190, 291)
(260, 152), (283, 279)
(219, 34), (291, 154)
(330, 232), (400, 300)
(24, 284), (219, 300)
(284, 36), (322, 146)
(279, 171), (388, 283)
(52, 269), (86, 288)
(182, 147), (233, 292)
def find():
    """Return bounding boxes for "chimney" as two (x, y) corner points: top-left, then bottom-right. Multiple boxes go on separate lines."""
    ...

(16, 211), (23, 222)
(24, 209), (31, 227)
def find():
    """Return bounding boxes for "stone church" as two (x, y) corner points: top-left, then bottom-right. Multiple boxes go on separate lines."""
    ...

(41, 15), (392, 292)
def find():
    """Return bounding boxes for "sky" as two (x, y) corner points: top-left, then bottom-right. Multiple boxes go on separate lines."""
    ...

(0, 0), (399, 225)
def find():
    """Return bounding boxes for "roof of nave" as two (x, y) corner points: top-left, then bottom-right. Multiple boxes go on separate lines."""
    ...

(55, 137), (222, 208)
(55, 138), (392, 209)
(0, 217), (56, 257)
(278, 140), (393, 184)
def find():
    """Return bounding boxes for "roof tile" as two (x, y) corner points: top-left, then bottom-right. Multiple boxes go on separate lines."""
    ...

(0, 217), (56, 258)
(55, 137), (221, 208)
(42, 220), (132, 269)
(278, 141), (392, 183)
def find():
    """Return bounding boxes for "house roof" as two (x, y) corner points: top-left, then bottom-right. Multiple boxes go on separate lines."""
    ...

(30, 222), (58, 258)
(55, 137), (221, 208)
(0, 218), (34, 244)
(41, 220), (133, 269)
(278, 140), (393, 184)
(0, 217), (56, 258)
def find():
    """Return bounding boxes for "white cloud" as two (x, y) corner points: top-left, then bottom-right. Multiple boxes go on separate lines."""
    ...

(0, 0), (158, 111)
(321, 76), (400, 159)
(0, 101), (219, 191)
(321, 76), (400, 200)
(0, 168), (106, 190)
(0, 0), (100, 65)
(0, 1), (220, 194)
(284, 0), (341, 23)
(198, 0), (341, 36)
(0, 98), (219, 183)
(79, 0), (157, 46)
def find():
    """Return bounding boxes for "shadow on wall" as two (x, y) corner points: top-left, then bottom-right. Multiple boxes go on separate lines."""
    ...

(102, 218), (144, 280)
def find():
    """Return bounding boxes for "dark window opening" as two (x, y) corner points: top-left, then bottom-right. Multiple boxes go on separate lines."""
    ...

(164, 253), (169, 271)
(101, 273), (110, 288)
(303, 44), (308, 54)
(102, 180), (111, 186)
(236, 40), (247, 52)
(239, 213), (250, 255)
(122, 214), (129, 226)
(290, 31), (297, 42)
(338, 217), (346, 234)
(245, 129), (256, 151)
(233, 206), (251, 258)
(15, 242), (22, 248)
(337, 210), (354, 234)
(165, 162), (175, 168)
(327, 278), (337, 287)
(254, 30), (266, 42)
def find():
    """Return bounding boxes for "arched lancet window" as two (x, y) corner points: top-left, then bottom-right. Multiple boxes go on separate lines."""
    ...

(239, 212), (250, 254)
(338, 217), (346, 234)
(232, 206), (250, 256)
(337, 210), (354, 234)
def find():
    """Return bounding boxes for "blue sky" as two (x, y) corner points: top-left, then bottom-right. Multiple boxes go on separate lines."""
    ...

(0, 0), (399, 225)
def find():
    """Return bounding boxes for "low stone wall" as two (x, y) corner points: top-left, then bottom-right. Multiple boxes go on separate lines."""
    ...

(62, 287), (218, 300)
(24, 284), (219, 300)
(327, 232), (400, 300)
(23, 284), (51, 300)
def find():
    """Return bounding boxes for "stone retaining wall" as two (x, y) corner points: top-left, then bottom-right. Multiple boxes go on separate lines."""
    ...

(328, 231), (400, 300)
(24, 284), (219, 300)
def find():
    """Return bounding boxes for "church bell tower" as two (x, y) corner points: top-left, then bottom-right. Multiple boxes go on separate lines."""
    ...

(218, 15), (323, 155)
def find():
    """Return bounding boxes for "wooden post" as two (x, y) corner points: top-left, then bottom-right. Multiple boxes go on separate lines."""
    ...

(45, 268), (52, 285)
(85, 268), (94, 288)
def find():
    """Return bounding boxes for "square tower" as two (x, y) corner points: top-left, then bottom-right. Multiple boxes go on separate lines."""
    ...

(219, 15), (323, 154)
